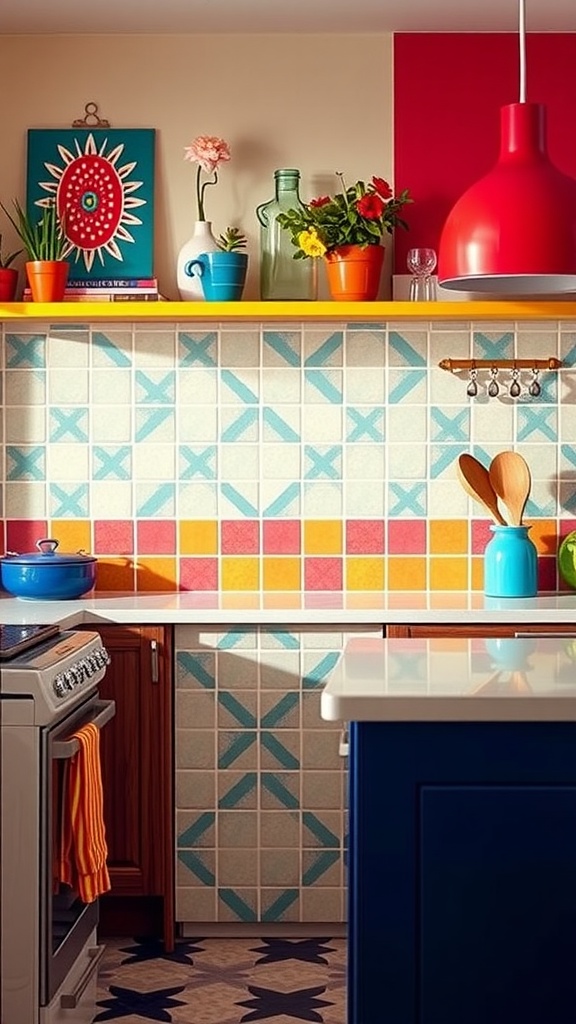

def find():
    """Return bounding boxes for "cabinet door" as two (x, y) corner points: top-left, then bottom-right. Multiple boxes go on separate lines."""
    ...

(387, 623), (576, 638)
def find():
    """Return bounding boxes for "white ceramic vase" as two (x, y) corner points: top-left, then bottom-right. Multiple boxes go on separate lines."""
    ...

(177, 220), (220, 301)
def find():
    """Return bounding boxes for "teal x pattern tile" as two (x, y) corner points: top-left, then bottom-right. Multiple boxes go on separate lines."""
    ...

(218, 889), (257, 922)
(135, 408), (174, 442)
(221, 409), (259, 442)
(263, 331), (301, 365)
(261, 772), (300, 809)
(218, 732), (257, 769)
(50, 483), (88, 517)
(219, 772), (257, 808)
(6, 445), (45, 480)
(562, 339), (576, 366)
(302, 850), (340, 886)
(217, 630), (257, 649)
(92, 446), (131, 480)
(220, 483), (258, 517)
(260, 631), (300, 650)
(177, 850), (215, 886)
(388, 369), (427, 403)
(135, 370), (175, 404)
(524, 494), (555, 517)
(261, 890), (299, 922)
(218, 692), (257, 728)
(92, 331), (131, 366)
(6, 334), (45, 368)
(179, 445), (217, 480)
(178, 811), (215, 847)
(262, 483), (300, 518)
(136, 483), (175, 517)
(431, 407), (470, 442)
(430, 444), (467, 478)
(561, 444), (576, 473)
(302, 811), (340, 847)
(178, 332), (217, 366)
(177, 652), (215, 689)
(518, 371), (556, 404)
(305, 369), (342, 403)
(388, 482), (426, 517)
(261, 693), (299, 728)
(50, 408), (88, 442)
(221, 369), (259, 403)
(388, 331), (426, 366)
(304, 331), (343, 366)
(473, 331), (514, 360)
(304, 445), (342, 479)
(517, 408), (557, 441)
(263, 408), (300, 441)
(346, 407), (384, 442)
(261, 732), (299, 769)
(302, 653), (340, 690)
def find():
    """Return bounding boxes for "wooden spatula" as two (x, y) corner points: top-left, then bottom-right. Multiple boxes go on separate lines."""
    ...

(457, 453), (507, 525)
(488, 451), (531, 526)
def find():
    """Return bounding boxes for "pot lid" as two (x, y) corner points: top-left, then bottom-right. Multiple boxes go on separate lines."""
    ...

(1, 538), (97, 565)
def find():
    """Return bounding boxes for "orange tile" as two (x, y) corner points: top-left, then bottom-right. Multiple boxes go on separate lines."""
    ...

(49, 520), (92, 554)
(304, 520), (343, 555)
(95, 558), (135, 592)
(179, 519), (218, 555)
(525, 518), (556, 555)
(263, 557), (301, 591)
(388, 556), (426, 591)
(263, 592), (303, 609)
(346, 557), (385, 591)
(429, 519), (468, 555)
(136, 557), (178, 591)
(221, 557), (260, 591)
(471, 556), (484, 591)
(429, 556), (468, 591)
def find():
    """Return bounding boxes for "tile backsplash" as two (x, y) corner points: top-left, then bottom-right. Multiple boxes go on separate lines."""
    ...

(1, 317), (575, 592)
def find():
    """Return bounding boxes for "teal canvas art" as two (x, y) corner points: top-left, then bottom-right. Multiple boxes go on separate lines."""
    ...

(26, 128), (156, 281)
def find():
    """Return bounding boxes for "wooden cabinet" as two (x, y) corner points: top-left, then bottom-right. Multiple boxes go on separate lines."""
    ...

(79, 624), (174, 949)
(387, 623), (576, 638)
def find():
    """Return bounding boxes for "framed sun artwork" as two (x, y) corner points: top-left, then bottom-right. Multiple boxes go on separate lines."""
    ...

(26, 127), (156, 281)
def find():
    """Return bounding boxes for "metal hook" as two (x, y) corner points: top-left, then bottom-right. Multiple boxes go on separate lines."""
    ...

(509, 366), (521, 398)
(487, 366), (500, 398)
(528, 367), (541, 397)
(466, 366), (478, 397)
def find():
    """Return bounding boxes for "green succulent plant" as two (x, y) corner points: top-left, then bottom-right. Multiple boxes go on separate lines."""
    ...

(0, 198), (68, 262)
(217, 226), (247, 253)
(0, 232), (22, 269)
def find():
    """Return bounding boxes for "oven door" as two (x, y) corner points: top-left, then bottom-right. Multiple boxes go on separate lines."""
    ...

(40, 695), (115, 1006)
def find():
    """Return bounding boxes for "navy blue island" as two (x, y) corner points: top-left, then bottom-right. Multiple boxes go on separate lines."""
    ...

(321, 636), (576, 1024)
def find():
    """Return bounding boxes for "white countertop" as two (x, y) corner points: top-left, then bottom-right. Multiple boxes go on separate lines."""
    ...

(321, 636), (576, 722)
(2, 590), (576, 626)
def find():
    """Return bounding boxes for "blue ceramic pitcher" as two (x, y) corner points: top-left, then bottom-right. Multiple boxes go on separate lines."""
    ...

(185, 251), (248, 301)
(483, 525), (538, 598)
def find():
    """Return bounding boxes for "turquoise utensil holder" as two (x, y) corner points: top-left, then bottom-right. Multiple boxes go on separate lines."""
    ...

(483, 525), (538, 598)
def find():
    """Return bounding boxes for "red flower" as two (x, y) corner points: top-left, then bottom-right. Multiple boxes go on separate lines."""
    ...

(371, 176), (393, 199)
(309, 196), (331, 207)
(356, 193), (385, 219)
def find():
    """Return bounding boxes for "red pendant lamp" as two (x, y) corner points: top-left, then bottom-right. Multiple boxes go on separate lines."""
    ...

(438, 0), (576, 294)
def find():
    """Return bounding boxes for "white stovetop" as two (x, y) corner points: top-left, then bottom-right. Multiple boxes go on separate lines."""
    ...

(321, 636), (576, 722)
(2, 590), (576, 626)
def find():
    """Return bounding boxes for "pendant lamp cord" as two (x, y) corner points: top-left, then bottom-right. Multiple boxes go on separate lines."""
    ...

(518, 0), (526, 103)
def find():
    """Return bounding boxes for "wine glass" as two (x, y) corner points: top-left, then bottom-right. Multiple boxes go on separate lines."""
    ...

(407, 247), (437, 301)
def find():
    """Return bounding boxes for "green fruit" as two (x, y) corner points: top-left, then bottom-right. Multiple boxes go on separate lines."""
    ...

(557, 530), (576, 589)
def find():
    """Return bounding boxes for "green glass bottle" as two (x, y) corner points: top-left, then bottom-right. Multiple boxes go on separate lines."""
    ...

(256, 168), (317, 301)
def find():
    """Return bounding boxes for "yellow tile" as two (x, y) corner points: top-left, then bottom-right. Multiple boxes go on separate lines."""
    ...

(136, 557), (177, 591)
(304, 520), (342, 555)
(388, 556), (426, 591)
(263, 557), (301, 591)
(525, 518), (556, 554)
(222, 557), (260, 591)
(429, 519), (468, 555)
(346, 557), (385, 591)
(95, 558), (135, 592)
(49, 520), (92, 553)
(179, 519), (218, 555)
(471, 556), (484, 591)
(429, 556), (468, 591)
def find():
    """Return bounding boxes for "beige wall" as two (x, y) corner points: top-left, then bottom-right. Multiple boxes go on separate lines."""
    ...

(0, 33), (393, 299)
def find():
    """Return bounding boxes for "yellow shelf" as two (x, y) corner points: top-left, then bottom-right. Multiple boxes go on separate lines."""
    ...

(2, 300), (576, 322)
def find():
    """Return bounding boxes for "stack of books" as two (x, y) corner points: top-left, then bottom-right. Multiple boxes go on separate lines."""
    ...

(22, 277), (161, 302)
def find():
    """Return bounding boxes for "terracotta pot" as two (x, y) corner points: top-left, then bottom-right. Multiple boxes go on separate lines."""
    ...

(25, 260), (69, 302)
(325, 244), (385, 301)
(0, 267), (18, 302)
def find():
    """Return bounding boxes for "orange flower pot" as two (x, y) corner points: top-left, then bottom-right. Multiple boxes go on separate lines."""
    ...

(25, 260), (69, 302)
(325, 243), (385, 301)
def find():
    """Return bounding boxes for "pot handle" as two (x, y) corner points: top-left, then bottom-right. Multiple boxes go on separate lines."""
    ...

(36, 538), (59, 555)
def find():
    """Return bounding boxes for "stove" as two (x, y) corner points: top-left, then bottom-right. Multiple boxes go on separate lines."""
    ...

(0, 622), (60, 659)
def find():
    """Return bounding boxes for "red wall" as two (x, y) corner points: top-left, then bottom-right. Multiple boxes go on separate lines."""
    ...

(393, 33), (576, 272)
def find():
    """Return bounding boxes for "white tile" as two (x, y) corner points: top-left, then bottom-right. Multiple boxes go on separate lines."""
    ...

(48, 331), (89, 367)
(344, 367), (386, 404)
(220, 444), (260, 480)
(302, 406), (342, 443)
(179, 406), (219, 442)
(178, 369), (218, 404)
(261, 444), (301, 480)
(92, 368), (132, 405)
(5, 370), (46, 406)
(345, 480), (385, 516)
(91, 481), (133, 517)
(344, 445), (385, 480)
(91, 407), (132, 443)
(5, 407), (46, 443)
(388, 406), (427, 442)
(47, 444), (89, 480)
(262, 370), (301, 404)
(178, 483), (218, 518)
(5, 482), (47, 517)
(48, 368), (89, 405)
(134, 444), (176, 480)
(387, 443), (426, 479)
(302, 482), (343, 516)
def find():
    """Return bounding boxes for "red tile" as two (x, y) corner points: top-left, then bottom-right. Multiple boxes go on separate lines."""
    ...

(471, 519), (493, 555)
(304, 557), (343, 591)
(346, 519), (385, 554)
(387, 519), (426, 555)
(6, 519), (48, 553)
(537, 556), (557, 593)
(179, 557), (219, 591)
(137, 520), (176, 555)
(94, 520), (134, 555)
(221, 520), (260, 554)
(263, 520), (301, 555)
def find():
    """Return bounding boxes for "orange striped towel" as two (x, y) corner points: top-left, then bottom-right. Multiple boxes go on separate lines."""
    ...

(59, 722), (111, 903)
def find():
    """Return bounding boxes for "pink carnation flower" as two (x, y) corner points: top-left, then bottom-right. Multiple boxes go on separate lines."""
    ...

(184, 135), (231, 173)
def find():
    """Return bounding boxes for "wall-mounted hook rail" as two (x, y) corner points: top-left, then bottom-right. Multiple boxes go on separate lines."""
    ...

(439, 357), (562, 372)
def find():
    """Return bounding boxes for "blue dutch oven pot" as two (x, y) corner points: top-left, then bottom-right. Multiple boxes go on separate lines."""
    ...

(0, 538), (97, 600)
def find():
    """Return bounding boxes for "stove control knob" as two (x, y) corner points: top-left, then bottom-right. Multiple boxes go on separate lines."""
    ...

(63, 670), (76, 690)
(53, 675), (68, 698)
(96, 647), (110, 668)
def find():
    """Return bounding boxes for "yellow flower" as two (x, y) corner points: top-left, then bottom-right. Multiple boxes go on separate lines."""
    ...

(298, 228), (327, 258)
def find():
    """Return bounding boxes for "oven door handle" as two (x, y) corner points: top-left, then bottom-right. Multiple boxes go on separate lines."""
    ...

(52, 699), (116, 760)
(60, 943), (106, 1009)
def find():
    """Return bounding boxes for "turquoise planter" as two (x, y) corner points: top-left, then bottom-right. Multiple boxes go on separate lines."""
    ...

(484, 525), (538, 598)
(184, 250), (248, 301)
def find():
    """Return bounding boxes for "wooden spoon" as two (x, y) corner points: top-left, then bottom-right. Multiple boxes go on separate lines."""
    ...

(488, 451), (531, 526)
(457, 453), (507, 525)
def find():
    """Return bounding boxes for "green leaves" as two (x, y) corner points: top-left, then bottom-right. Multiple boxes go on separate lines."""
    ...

(217, 226), (247, 252)
(0, 232), (22, 268)
(1, 198), (68, 262)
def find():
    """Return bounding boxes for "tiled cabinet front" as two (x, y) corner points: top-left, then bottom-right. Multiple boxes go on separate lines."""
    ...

(175, 625), (380, 924)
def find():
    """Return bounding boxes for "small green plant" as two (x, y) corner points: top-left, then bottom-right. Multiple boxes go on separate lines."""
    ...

(0, 232), (22, 269)
(217, 226), (247, 253)
(0, 198), (68, 262)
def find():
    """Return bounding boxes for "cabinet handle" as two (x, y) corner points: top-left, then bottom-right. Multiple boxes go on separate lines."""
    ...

(151, 639), (159, 683)
(60, 944), (105, 1008)
(339, 727), (349, 758)
(514, 632), (576, 638)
